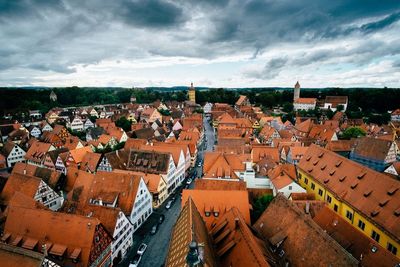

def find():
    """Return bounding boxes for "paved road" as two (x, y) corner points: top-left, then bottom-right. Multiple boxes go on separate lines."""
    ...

(119, 115), (215, 267)
(119, 196), (181, 267)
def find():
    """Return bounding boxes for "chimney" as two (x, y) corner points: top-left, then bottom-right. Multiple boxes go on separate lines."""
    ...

(87, 222), (92, 229)
(305, 201), (310, 214)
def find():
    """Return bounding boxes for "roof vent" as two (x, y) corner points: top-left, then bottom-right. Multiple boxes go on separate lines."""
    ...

(329, 170), (336, 176)
(371, 209), (380, 217)
(363, 190), (372, 197)
(318, 152), (324, 158)
(335, 160), (342, 167)
(387, 187), (399, 196)
(351, 182), (358, 189)
(379, 199), (389, 207)
(394, 208), (400, 217)
(339, 176), (346, 182)
(357, 172), (366, 179)
(324, 178), (329, 184)
(320, 164), (327, 170)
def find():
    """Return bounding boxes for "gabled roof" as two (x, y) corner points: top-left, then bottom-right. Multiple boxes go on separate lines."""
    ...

(4, 205), (112, 267)
(181, 189), (251, 229)
(325, 96), (348, 107)
(89, 171), (142, 214)
(194, 179), (247, 191)
(313, 206), (400, 267)
(203, 152), (250, 179)
(124, 138), (147, 151)
(25, 142), (53, 163)
(2, 141), (17, 156)
(294, 97), (317, 104)
(69, 146), (92, 164)
(235, 95), (249, 106)
(298, 144), (400, 243)
(325, 139), (355, 152)
(127, 149), (170, 174)
(0, 243), (44, 267)
(80, 152), (102, 173)
(165, 198), (218, 267)
(211, 207), (272, 267)
(251, 145), (280, 163)
(294, 118), (313, 134)
(0, 173), (41, 206)
(352, 137), (394, 161)
(12, 162), (61, 189)
(254, 194), (358, 266)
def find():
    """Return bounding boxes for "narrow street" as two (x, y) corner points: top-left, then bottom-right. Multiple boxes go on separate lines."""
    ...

(119, 115), (215, 267)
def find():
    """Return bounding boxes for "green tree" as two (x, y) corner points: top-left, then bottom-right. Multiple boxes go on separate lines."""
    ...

(341, 127), (366, 139)
(282, 102), (293, 113)
(251, 194), (274, 222)
(115, 117), (132, 132)
(336, 104), (344, 112)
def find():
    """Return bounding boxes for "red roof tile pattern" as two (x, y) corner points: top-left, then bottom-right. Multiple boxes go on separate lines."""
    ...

(254, 194), (358, 266)
(298, 144), (400, 244)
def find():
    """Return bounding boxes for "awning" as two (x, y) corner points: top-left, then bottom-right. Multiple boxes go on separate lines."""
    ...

(50, 244), (67, 256)
(22, 238), (38, 250)
(10, 236), (22, 246)
(1, 232), (11, 242)
(70, 248), (82, 260)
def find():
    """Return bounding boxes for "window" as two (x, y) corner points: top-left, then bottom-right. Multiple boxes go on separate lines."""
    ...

(318, 189), (323, 196)
(346, 210), (353, 221)
(387, 242), (398, 255)
(304, 178), (308, 184)
(334, 204), (338, 212)
(326, 195), (332, 203)
(311, 183), (315, 190)
(371, 230), (380, 242)
(288, 186), (292, 190)
(358, 220), (365, 231)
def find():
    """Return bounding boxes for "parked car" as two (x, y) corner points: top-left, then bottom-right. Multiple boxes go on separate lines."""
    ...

(158, 214), (165, 224)
(137, 243), (147, 255)
(186, 178), (192, 185)
(150, 224), (158, 235)
(165, 200), (173, 210)
(129, 254), (141, 267)
(171, 195), (176, 202)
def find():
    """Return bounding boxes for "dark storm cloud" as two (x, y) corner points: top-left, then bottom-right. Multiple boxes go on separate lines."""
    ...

(0, 0), (399, 79)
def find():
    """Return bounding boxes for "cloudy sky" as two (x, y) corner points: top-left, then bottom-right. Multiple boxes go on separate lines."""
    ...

(1, 0), (400, 88)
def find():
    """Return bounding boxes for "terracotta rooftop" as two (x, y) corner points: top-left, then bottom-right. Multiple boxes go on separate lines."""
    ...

(0, 173), (41, 206)
(124, 138), (147, 151)
(0, 243), (44, 267)
(294, 97), (317, 104)
(181, 189), (251, 229)
(298, 144), (400, 244)
(211, 207), (273, 267)
(80, 152), (102, 173)
(253, 194), (359, 266)
(165, 198), (218, 267)
(325, 139), (355, 152)
(25, 142), (54, 163)
(325, 96), (348, 107)
(235, 95), (249, 106)
(127, 149), (170, 174)
(351, 137), (394, 161)
(12, 162), (61, 189)
(68, 146), (93, 164)
(251, 145), (280, 163)
(4, 205), (112, 267)
(313, 206), (400, 267)
(194, 179), (247, 191)
(203, 152), (251, 179)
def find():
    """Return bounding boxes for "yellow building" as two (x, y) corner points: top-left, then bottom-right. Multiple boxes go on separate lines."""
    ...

(297, 144), (400, 259)
(188, 82), (196, 103)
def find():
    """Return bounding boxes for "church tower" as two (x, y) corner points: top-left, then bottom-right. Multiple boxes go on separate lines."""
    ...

(188, 82), (196, 103)
(50, 90), (57, 102)
(293, 81), (300, 101)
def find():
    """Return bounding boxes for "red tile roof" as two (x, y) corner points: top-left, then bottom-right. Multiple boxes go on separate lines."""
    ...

(254, 194), (358, 266)
(298, 144), (400, 244)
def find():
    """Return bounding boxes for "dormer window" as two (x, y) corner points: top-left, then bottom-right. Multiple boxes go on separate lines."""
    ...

(205, 212), (211, 217)
(214, 212), (219, 217)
